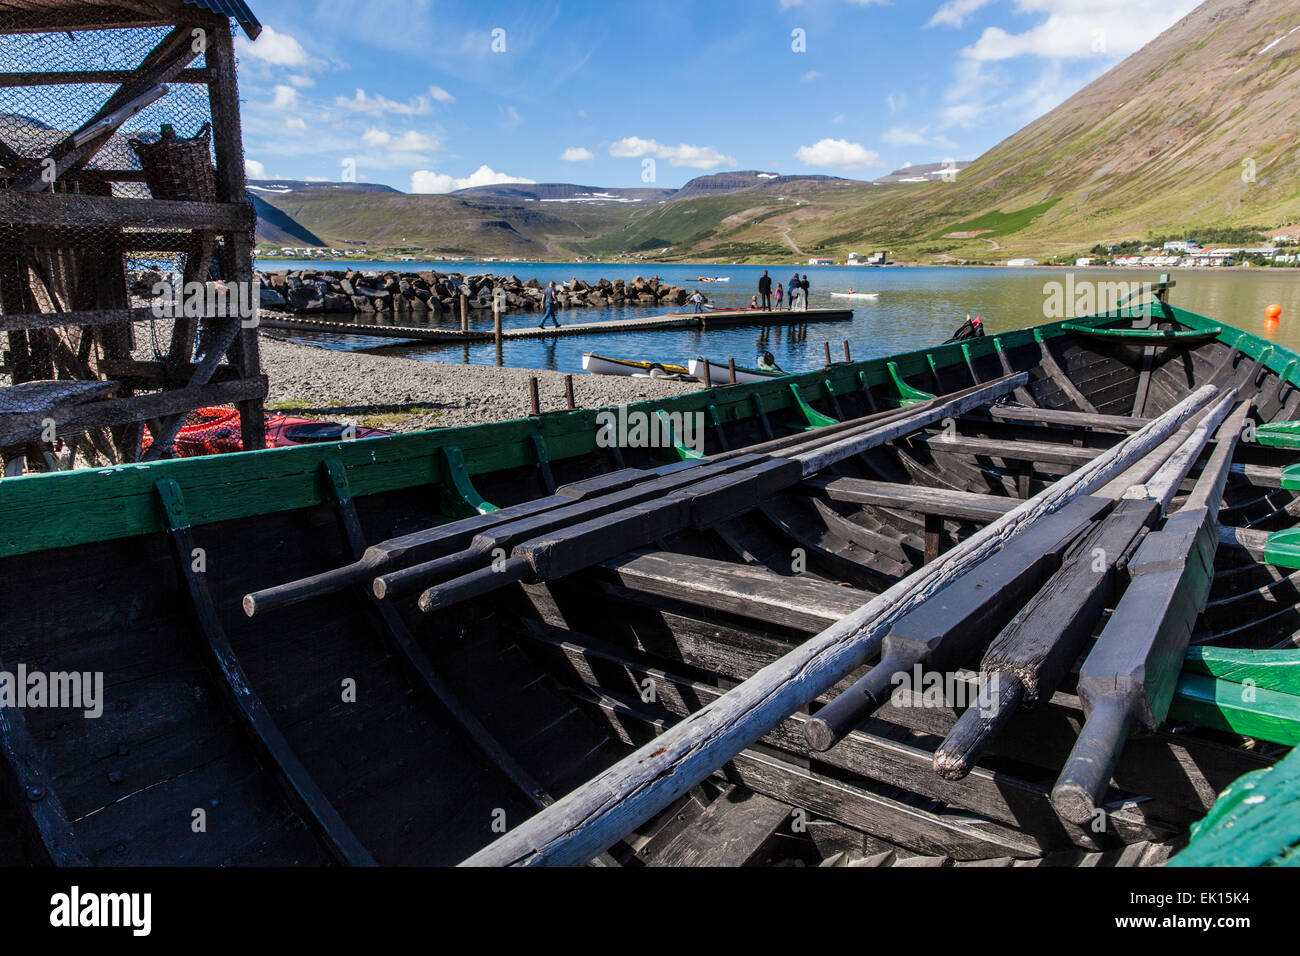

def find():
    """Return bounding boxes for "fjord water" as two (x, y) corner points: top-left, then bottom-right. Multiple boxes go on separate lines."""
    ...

(262, 262), (1300, 375)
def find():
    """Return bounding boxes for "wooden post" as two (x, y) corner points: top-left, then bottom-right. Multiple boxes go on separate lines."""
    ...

(206, 19), (266, 452)
(729, 358), (737, 385)
(923, 513), (942, 564)
(460, 294), (469, 333)
(493, 300), (502, 344)
(460, 385), (1219, 867)
(844, 341), (852, 363)
(529, 377), (540, 416)
(702, 359), (712, 389)
(824, 342), (833, 367)
(564, 375), (576, 411)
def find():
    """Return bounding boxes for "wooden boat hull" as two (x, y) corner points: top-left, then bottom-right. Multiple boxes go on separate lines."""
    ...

(2, 304), (1298, 867)
(582, 353), (689, 377)
(688, 357), (785, 385)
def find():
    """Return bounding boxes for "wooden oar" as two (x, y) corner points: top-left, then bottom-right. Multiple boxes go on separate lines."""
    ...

(932, 392), (1241, 780)
(241, 463), (697, 616)
(373, 454), (769, 600)
(1051, 398), (1251, 825)
(413, 375), (1028, 613)
(461, 386), (1218, 867)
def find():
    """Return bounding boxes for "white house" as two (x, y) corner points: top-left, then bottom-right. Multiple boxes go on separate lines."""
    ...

(808, 258), (834, 266)
(1007, 258), (1039, 267)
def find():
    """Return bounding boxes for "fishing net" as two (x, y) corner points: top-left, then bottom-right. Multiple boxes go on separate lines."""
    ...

(0, 2), (263, 467)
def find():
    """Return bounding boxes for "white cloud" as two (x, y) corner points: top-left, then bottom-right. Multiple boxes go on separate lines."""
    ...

(560, 147), (595, 162)
(429, 86), (456, 104)
(285, 117), (308, 131)
(270, 85), (299, 111)
(410, 165), (536, 193)
(882, 125), (931, 146)
(336, 88), (432, 117)
(501, 105), (523, 128)
(245, 159), (267, 179)
(235, 25), (312, 68)
(928, 0), (997, 28)
(801, 71), (821, 83)
(608, 137), (736, 169)
(287, 73), (315, 88)
(794, 138), (885, 169)
(961, 0), (1199, 62)
(361, 128), (442, 153)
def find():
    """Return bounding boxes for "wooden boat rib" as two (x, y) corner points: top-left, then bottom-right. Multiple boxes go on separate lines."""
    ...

(2, 300), (1298, 867)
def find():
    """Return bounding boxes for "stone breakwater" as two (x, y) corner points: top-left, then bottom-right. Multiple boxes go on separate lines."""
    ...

(129, 270), (695, 317)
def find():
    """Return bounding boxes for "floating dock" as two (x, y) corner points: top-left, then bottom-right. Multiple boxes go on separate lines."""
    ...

(257, 307), (855, 343)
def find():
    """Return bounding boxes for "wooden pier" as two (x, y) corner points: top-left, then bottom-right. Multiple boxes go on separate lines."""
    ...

(256, 307), (855, 343)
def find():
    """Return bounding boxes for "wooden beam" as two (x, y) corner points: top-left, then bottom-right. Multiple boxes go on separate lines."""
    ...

(461, 385), (1220, 866)
(0, 375), (267, 447)
(802, 475), (1016, 523)
(0, 190), (254, 234)
(985, 405), (1148, 433)
(597, 550), (870, 633)
(0, 69), (210, 87)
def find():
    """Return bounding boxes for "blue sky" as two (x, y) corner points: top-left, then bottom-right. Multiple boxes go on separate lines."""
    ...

(234, 0), (1202, 192)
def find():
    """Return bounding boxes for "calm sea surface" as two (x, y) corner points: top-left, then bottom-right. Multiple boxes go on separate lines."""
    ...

(258, 261), (1300, 375)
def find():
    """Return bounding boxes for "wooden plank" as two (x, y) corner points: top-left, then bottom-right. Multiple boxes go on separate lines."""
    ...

(985, 405), (1148, 432)
(802, 475), (1016, 523)
(647, 788), (789, 867)
(461, 385), (1219, 866)
(598, 550), (870, 632)
(913, 433), (1100, 468)
(0, 375), (267, 447)
(0, 190), (254, 234)
(0, 69), (211, 87)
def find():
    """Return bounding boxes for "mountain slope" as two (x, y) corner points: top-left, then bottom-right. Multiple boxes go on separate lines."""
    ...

(797, 0), (1300, 261)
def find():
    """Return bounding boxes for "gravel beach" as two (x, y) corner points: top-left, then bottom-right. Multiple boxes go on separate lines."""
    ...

(258, 332), (700, 432)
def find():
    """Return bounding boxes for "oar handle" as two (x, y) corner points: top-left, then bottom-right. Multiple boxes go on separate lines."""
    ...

(418, 557), (531, 613)
(242, 555), (379, 618)
(804, 650), (914, 752)
(1051, 697), (1134, 825)
(932, 674), (1025, 780)
(373, 548), (485, 600)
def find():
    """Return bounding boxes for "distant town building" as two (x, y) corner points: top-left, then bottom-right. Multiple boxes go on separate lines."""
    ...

(808, 258), (834, 266)
(1007, 258), (1039, 267)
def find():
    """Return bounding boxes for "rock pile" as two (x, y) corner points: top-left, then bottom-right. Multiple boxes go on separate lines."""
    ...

(252, 270), (691, 315)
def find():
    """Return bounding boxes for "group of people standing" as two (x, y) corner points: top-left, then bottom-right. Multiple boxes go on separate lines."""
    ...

(755, 270), (811, 312)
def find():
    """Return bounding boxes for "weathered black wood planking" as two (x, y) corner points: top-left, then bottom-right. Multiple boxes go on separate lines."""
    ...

(646, 787), (790, 867)
(803, 495), (1110, 752)
(518, 621), (1177, 850)
(156, 480), (377, 866)
(533, 563), (1263, 822)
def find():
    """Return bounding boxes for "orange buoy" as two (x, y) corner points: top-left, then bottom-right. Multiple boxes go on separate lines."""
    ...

(1267, 304), (1283, 321)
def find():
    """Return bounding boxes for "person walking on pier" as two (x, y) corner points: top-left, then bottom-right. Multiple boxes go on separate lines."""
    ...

(789, 272), (802, 309)
(689, 289), (706, 314)
(539, 281), (562, 328)
(758, 270), (772, 311)
(801, 274), (811, 310)
(775, 283), (784, 309)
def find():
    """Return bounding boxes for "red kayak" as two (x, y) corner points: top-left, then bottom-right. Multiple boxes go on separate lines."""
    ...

(142, 407), (392, 457)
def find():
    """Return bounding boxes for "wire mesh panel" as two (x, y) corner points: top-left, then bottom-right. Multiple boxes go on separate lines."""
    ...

(0, 2), (266, 467)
